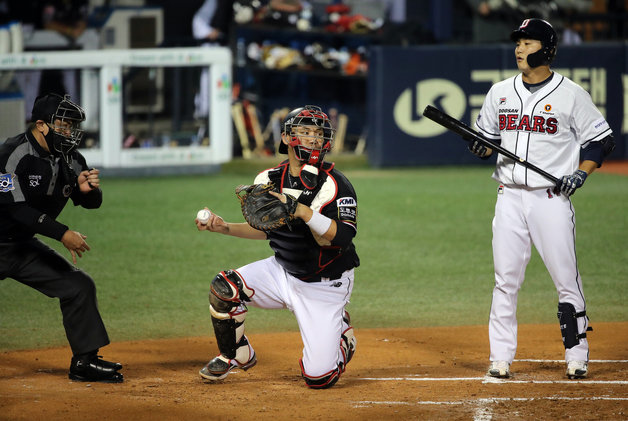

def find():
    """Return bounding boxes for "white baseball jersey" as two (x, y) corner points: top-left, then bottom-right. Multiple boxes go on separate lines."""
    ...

(475, 71), (611, 366)
(475, 72), (612, 188)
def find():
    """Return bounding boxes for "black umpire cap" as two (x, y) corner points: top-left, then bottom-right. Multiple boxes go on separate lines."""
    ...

(31, 93), (65, 123)
(31, 93), (85, 124)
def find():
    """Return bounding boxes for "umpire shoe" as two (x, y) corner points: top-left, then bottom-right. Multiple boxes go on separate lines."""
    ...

(199, 353), (257, 381)
(488, 360), (511, 378)
(69, 355), (124, 383)
(566, 361), (588, 379)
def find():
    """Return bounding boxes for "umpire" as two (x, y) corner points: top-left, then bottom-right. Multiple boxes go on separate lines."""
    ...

(0, 93), (123, 383)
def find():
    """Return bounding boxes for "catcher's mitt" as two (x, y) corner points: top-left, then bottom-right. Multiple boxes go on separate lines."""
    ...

(235, 182), (298, 231)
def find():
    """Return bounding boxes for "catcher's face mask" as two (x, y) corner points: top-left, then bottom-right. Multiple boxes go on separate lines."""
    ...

(283, 105), (334, 166)
(33, 94), (86, 162)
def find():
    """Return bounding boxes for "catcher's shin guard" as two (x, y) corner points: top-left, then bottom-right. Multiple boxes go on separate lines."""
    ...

(209, 271), (254, 359)
(340, 311), (356, 369)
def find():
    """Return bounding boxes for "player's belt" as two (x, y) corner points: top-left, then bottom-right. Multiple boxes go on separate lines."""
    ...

(298, 272), (344, 283)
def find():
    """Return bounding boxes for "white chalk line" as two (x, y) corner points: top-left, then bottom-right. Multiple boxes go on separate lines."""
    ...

(355, 361), (628, 420)
(355, 396), (628, 406)
(514, 359), (628, 363)
(358, 376), (628, 384)
(353, 396), (628, 407)
(358, 359), (628, 384)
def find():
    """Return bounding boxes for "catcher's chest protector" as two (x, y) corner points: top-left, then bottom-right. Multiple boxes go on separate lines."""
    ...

(268, 164), (330, 208)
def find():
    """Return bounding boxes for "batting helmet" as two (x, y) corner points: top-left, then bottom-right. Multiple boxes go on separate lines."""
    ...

(510, 18), (557, 67)
(279, 105), (334, 166)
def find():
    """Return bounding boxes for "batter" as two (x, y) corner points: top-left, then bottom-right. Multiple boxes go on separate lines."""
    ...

(195, 105), (359, 388)
(469, 19), (615, 379)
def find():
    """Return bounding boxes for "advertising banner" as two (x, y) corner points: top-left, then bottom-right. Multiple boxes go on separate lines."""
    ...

(367, 43), (626, 167)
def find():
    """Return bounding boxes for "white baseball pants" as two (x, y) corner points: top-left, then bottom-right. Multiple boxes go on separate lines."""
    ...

(489, 185), (589, 363)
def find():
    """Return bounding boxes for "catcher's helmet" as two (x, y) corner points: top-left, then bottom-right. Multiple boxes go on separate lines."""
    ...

(279, 105), (334, 166)
(510, 18), (557, 67)
(31, 93), (86, 160)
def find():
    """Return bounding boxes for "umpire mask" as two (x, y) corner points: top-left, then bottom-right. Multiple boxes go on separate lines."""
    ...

(32, 93), (86, 162)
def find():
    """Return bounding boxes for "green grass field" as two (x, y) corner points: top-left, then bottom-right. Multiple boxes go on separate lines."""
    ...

(1, 155), (626, 351)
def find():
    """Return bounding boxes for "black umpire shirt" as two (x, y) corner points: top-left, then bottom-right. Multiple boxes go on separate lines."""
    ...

(0, 131), (101, 243)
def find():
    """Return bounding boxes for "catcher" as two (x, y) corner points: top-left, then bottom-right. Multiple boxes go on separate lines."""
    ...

(195, 105), (359, 388)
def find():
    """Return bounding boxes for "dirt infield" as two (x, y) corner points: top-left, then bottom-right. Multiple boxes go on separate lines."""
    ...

(598, 160), (628, 175)
(1, 323), (627, 421)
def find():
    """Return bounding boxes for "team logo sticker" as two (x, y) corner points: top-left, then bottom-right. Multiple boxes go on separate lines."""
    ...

(0, 173), (15, 192)
(337, 197), (357, 222)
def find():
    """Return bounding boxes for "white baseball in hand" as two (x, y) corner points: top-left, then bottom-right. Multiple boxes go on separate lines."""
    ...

(197, 209), (211, 224)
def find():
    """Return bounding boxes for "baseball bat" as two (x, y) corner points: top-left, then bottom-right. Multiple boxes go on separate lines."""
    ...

(422, 105), (559, 184)
(245, 102), (266, 154)
(231, 102), (252, 159)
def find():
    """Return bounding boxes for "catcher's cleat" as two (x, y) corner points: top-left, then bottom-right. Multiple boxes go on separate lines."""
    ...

(566, 360), (588, 379)
(488, 360), (511, 378)
(199, 353), (257, 381)
(68, 355), (124, 383)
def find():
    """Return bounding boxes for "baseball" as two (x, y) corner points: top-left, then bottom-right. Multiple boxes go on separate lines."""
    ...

(196, 209), (211, 224)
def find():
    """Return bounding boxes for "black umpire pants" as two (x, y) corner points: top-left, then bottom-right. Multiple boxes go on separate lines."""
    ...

(0, 238), (110, 356)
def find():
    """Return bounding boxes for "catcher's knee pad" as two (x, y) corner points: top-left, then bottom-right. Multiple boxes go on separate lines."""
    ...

(300, 360), (342, 389)
(209, 270), (254, 319)
(557, 302), (592, 349)
(209, 271), (254, 359)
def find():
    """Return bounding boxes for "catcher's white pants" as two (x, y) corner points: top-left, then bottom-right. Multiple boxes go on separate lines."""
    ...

(236, 256), (354, 377)
(489, 185), (589, 363)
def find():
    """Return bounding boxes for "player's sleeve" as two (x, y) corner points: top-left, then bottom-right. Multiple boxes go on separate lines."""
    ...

(2, 202), (69, 240)
(571, 87), (613, 167)
(571, 86), (612, 147)
(321, 173), (357, 248)
(70, 152), (102, 209)
(475, 85), (501, 142)
(253, 169), (271, 185)
(0, 153), (70, 240)
(192, 0), (218, 39)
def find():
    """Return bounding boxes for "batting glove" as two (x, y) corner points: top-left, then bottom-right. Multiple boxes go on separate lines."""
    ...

(467, 139), (489, 159)
(557, 169), (588, 196)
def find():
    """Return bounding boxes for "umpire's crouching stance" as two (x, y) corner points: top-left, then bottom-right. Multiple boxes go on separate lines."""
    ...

(0, 93), (123, 383)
